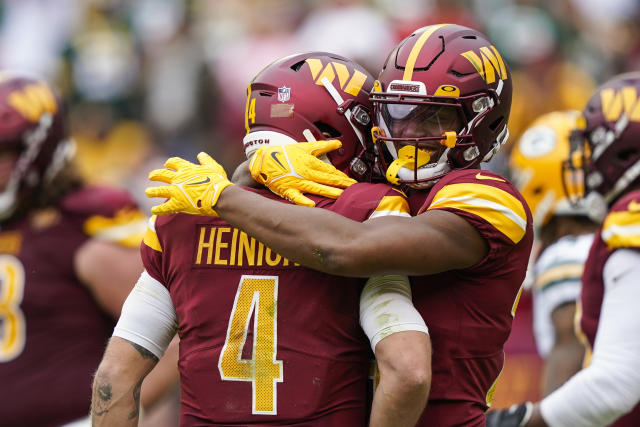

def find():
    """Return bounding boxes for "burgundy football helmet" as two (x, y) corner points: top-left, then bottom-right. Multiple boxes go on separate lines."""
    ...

(242, 52), (376, 180)
(0, 72), (74, 220)
(371, 24), (512, 187)
(563, 72), (640, 218)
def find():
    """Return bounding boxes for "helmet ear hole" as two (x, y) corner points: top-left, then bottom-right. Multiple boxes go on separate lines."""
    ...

(290, 60), (306, 72)
(314, 122), (341, 139)
(617, 148), (637, 162)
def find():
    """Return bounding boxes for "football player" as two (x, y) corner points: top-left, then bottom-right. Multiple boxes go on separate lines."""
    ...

(145, 24), (534, 426)
(0, 72), (176, 426)
(509, 111), (598, 396)
(92, 52), (431, 426)
(487, 73), (640, 427)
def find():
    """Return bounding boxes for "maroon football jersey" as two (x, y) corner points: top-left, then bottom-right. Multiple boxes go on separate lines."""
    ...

(409, 169), (533, 427)
(0, 187), (146, 427)
(141, 184), (409, 426)
(580, 190), (640, 426)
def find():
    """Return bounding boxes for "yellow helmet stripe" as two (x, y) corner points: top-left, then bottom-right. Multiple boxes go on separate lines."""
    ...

(403, 24), (449, 81)
(244, 84), (252, 133)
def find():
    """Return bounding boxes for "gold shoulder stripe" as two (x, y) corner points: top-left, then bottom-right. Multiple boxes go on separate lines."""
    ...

(601, 210), (640, 249)
(428, 183), (527, 243)
(143, 215), (162, 253)
(535, 263), (584, 290)
(84, 208), (147, 248)
(369, 195), (411, 219)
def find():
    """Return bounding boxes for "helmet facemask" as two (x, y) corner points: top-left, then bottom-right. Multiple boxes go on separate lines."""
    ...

(370, 24), (512, 188)
(372, 83), (505, 188)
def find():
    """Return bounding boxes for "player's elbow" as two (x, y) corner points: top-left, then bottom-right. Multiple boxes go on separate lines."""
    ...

(376, 332), (432, 400)
(378, 347), (431, 404)
(93, 358), (131, 394)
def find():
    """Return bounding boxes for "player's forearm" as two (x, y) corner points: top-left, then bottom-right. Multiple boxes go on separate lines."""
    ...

(370, 331), (431, 427)
(91, 337), (159, 426)
(216, 185), (372, 276)
(91, 369), (144, 426)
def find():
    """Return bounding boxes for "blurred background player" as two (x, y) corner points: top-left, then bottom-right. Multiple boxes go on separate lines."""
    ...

(145, 24), (534, 427)
(487, 72), (640, 427)
(92, 52), (431, 427)
(0, 72), (178, 426)
(509, 110), (598, 396)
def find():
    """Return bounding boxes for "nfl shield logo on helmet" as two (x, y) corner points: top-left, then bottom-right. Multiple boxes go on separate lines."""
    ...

(277, 86), (290, 102)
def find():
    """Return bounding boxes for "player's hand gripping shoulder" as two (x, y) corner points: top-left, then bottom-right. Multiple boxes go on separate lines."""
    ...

(486, 402), (534, 427)
(146, 152), (233, 216)
(249, 140), (357, 207)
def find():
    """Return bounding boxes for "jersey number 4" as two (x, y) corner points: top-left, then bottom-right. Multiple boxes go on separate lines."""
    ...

(218, 275), (283, 415)
(0, 255), (26, 362)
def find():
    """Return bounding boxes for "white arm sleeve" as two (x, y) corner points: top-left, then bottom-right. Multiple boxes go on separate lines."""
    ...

(113, 271), (178, 359)
(360, 275), (428, 351)
(540, 248), (640, 427)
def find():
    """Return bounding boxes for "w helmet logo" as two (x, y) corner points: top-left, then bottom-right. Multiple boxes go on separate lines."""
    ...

(8, 83), (58, 122)
(600, 87), (640, 122)
(460, 45), (508, 84)
(304, 59), (368, 96)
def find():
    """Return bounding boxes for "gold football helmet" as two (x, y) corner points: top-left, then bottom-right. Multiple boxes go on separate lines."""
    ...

(509, 110), (587, 228)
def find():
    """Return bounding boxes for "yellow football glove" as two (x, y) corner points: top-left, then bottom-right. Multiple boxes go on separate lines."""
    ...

(146, 152), (233, 216)
(249, 140), (357, 207)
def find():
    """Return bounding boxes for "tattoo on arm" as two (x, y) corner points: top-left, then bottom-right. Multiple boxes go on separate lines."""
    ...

(127, 378), (144, 420)
(92, 379), (113, 416)
(130, 341), (159, 362)
(312, 248), (326, 265)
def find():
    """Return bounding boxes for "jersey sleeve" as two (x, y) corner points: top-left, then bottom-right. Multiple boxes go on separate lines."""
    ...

(140, 215), (165, 285)
(419, 170), (530, 253)
(63, 186), (147, 248)
(601, 192), (640, 250)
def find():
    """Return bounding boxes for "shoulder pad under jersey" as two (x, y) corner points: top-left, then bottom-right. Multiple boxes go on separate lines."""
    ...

(420, 169), (530, 244)
(601, 190), (640, 249)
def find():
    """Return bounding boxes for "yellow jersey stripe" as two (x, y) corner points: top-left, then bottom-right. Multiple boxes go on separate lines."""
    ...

(429, 183), (527, 243)
(602, 210), (640, 248)
(535, 263), (584, 290)
(369, 196), (411, 220)
(143, 215), (163, 252)
(84, 208), (147, 248)
(375, 196), (410, 214)
(403, 24), (449, 81)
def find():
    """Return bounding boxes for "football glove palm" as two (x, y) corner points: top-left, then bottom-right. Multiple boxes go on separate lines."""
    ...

(249, 140), (357, 207)
(146, 152), (233, 216)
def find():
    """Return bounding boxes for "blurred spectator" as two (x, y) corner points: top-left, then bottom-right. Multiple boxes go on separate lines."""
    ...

(295, 0), (396, 72)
